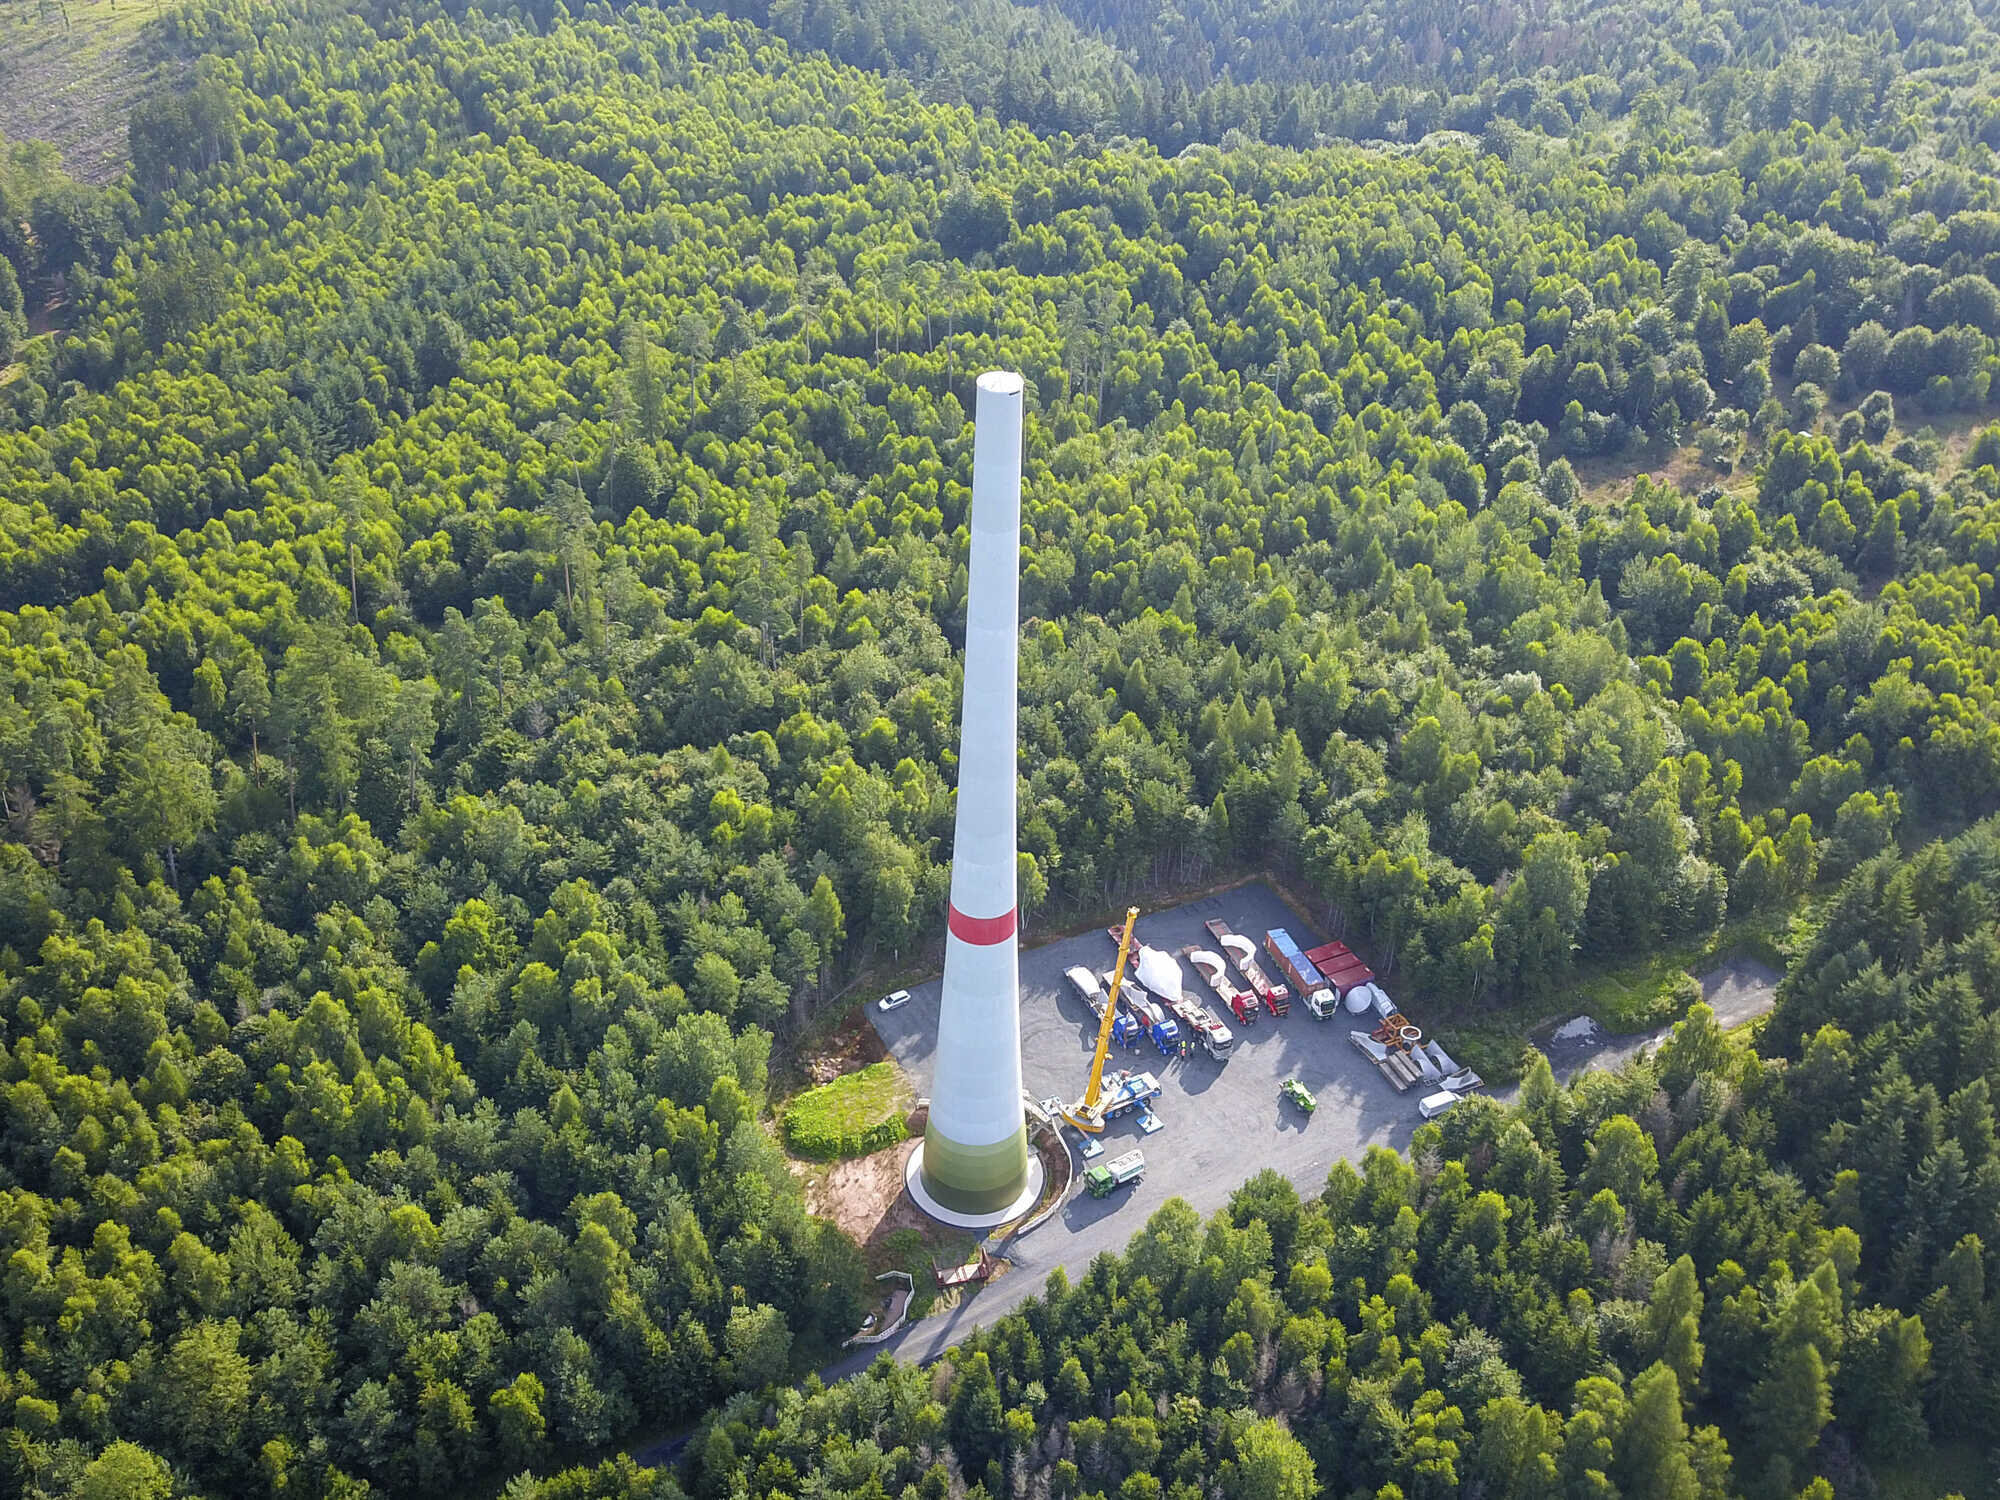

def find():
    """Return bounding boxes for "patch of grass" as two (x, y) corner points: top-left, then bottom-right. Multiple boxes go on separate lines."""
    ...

(1580, 909), (1797, 1031)
(1447, 1022), (1539, 1088)
(1571, 952), (1703, 1033)
(1870, 1440), (1989, 1500)
(781, 1060), (910, 1161)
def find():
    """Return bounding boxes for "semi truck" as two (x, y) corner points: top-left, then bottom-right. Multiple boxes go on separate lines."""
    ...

(1265, 929), (1338, 1018)
(1084, 1149), (1146, 1197)
(1206, 919), (1291, 1015)
(1066, 964), (1138, 1048)
(1187, 947), (1259, 1025)
(1160, 990), (1236, 1059)
(1101, 927), (1182, 1052)
(1110, 975), (1182, 1054)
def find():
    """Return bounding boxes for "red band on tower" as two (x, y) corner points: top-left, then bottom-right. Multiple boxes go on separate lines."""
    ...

(948, 905), (1017, 945)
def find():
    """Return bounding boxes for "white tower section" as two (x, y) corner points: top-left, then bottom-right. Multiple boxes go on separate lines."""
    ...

(917, 371), (1034, 1218)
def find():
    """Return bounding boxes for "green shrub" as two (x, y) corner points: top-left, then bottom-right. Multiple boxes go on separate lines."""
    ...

(782, 1062), (910, 1160)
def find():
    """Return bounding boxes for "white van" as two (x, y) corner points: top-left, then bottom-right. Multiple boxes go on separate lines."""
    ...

(1417, 1090), (1462, 1120)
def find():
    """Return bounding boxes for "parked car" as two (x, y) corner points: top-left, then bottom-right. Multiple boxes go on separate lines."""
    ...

(1418, 1089), (1462, 1120)
(1281, 1078), (1317, 1114)
(877, 989), (912, 1012)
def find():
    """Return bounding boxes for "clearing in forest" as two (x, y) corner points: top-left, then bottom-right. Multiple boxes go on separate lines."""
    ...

(783, 1015), (975, 1309)
(0, 0), (160, 182)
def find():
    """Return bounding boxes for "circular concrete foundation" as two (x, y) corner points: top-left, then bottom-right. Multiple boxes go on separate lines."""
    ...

(904, 1143), (1046, 1230)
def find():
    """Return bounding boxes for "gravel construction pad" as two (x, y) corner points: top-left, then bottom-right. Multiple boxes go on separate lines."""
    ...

(856, 880), (1426, 1369)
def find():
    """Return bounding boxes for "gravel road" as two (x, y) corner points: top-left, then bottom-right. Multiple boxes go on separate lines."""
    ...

(1538, 957), (1784, 1084)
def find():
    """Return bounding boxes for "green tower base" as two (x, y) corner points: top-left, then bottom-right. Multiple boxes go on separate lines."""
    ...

(919, 1121), (1031, 1214)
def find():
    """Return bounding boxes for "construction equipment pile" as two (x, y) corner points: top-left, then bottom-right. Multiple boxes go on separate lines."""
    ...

(1345, 986), (1482, 1094)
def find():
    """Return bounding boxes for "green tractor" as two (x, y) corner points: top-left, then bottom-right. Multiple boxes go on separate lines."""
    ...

(1281, 1078), (1317, 1115)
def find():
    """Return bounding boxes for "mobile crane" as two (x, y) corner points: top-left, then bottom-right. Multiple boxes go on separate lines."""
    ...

(1062, 906), (1150, 1134)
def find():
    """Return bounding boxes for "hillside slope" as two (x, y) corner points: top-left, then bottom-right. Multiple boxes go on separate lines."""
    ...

(0, 0), (160, 182)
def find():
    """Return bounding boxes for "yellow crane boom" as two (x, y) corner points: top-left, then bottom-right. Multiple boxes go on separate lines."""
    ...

(1063, 906), (1138, 1133)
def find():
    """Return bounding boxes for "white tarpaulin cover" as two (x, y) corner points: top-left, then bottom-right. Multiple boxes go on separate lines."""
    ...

(1135, 946), (1184, 1000)
(1219, 932), (1257, 966)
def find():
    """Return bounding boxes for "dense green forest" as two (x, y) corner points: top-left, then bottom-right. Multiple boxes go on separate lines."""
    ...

(5, 0), (2000, 1496)
(688, 0), (2000, 151)
(659, 812), (2000, 1500)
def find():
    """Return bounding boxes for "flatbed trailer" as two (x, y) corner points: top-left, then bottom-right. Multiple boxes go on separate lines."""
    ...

(935, 1249), (997, 1288)
(1186, 947), (1257, 1025)
(1206, 920), (1291, 1015)
(1160, 989), (1235, 1059)
(1098, 1069), (1162, 1118)
(1068, 964), (1139, 1047)
(1114, 978), (1181, 1054)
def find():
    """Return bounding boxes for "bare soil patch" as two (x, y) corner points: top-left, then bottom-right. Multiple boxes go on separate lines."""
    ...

(796, 1131), (982, 1319)
(799, 1003), (889, 1086)
(1024, 1124), (1071, 1218)
(805, 1136), (923, 1247)
(1572, 442), (1746, 509)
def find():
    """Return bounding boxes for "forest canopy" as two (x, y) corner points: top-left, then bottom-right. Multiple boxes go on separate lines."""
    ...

(679, 0), (2000, 151)
(4, 0), (2000, 1497)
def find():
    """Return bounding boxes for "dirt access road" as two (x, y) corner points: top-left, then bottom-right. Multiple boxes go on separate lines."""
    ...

(1532, 957), (1783, 1085)
(1699, 957), (1786, 1029)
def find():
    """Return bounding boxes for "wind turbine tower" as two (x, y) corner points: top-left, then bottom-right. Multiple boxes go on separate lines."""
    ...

(906, 371), (1044, 1226)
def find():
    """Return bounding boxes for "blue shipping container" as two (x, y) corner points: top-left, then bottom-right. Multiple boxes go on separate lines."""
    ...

(1266, 928), (1328, 989)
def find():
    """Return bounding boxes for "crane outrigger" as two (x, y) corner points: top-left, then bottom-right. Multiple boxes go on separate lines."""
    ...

(1062, 906), (1140, 1133)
